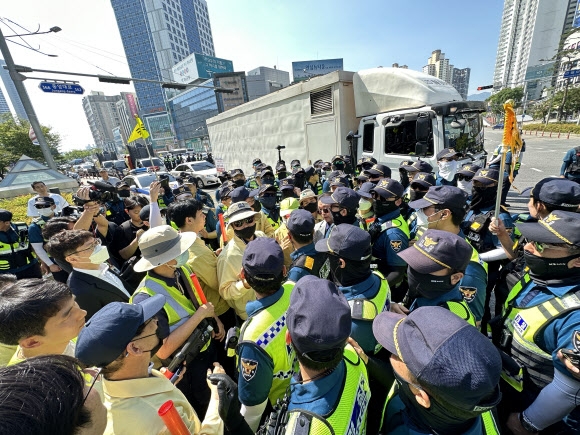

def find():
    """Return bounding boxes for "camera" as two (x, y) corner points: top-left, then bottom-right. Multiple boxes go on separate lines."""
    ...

(73, 181), (117, 206)
(276, 145), (286, 150)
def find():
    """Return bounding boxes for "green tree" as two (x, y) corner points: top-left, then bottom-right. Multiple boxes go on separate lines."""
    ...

(60, 149), (94, 162)
(529, 98), (553, 122)
(0, 115), (61, 164)
(486, 87), (524, 116)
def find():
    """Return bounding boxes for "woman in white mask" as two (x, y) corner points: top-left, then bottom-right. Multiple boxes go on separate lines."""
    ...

(435, 148), (459, 187)
(456, 163), (481, 200)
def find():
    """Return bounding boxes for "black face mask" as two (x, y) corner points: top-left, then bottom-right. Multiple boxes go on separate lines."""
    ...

(329, 255), (372, 287)
(118, 189), (131, 198)
(277, 171), (288, 180)
(302, 202), (318, 213)
(524, 250), (580, 280)
(407, 267), (456, 299)
(234, 224), (256, 241)
(142, 327), (165, 357)
(409, 190), (426, 202)
(233, 179), (245, 187)
(334, 163), (345, 171)
(470, 186), (496, 210)
(399, 170), (410, 189)
(251, 201), (262, 212)
(373, 199), (399, 217)
(294, 174), (305, 186)
(282, 190), (297, 199)
(262, 177), (275, 186)
(331, 209), (356, 226)
(259, 196), (277, 210)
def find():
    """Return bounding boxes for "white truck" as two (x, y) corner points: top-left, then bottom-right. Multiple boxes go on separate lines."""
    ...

(206, 67), (487, 175)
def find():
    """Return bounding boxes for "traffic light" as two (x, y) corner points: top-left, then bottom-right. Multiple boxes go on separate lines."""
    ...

(477, 85), (493, 91)
(162, 83), (188, 90)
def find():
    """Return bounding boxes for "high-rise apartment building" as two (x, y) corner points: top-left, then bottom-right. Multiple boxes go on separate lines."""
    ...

(452, 68), (471, 100)
(423, 50), (454, 84)
(110, 0), (215, 114)
(0, 59), (28, 121)
(493, 0), (577, 100)
(82, 91), (123, 149)
(246, 66), (290, 101)
(0, 88), (10, 119)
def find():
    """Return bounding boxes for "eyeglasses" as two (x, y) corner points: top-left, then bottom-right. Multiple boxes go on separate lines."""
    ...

(457, 175), (473, 181)
(318, 208), (330, 214)
(232, 216), (254, 228)
(69, 239), (100, 256)
(81, 367), (102, 406)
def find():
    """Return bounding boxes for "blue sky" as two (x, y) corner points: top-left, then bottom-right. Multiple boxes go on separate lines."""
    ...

(2, 0), (505, 150)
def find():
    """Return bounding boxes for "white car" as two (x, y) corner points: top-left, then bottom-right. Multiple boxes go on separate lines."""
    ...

(122, 172), (179, 197)
(170, 160), (220, 188)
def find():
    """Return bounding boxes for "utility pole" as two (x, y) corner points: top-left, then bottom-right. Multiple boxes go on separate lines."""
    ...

(0, 27), (57, 170)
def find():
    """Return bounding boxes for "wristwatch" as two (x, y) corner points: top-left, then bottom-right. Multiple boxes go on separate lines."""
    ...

(519, 411), (539, 433)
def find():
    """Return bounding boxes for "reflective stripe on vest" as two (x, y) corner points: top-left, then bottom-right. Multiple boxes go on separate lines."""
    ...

(238, 282), (296, 406)
(0, 240), (32, 270)
(131, 267), (196, 332)
(285, 344), (370, 435)
(503, 275), (580, 389)
(382, 214), (410, 239)
(444, 300), (477, 327)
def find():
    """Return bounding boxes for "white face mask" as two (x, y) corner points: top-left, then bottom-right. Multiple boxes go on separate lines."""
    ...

(170, 250), (189, 269)
(415, 209), (429, 227)
(438, 160), (458, 182)
(358, 198), (372, 213)
(37, 208), (54, 217)
(457, 179), (473, 194)
(89, 245), (110, 264)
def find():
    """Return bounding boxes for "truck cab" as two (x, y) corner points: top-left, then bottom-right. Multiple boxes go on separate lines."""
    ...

(353, 69), (487, 172)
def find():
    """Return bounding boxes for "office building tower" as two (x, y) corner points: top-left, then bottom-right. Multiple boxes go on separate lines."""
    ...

(213, 72), (249, 112)
(0, 88), (10, 119)
(423, 50), (454, 84)
(452, 68), (471, 100)
(246, 66), (290, 101)
(82, 91), (122, 149)
(0, 59), (28, 121)
(493, 0), (577, 100)
(110, 0), (216, 114)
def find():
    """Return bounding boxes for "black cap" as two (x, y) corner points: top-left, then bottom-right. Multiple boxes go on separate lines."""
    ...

(408, 185), (468, 212)
(242, 238), (284, 277)
(398, 229), (472, 273)
(75, 295), (166, 367)
(258, 183), (277, 195)
(304, 166), (315, 178)
(279, 178), (295, 191)
(410, 172), (436, 189)
(287, 209), (315, 237)
(371, 179), (405, 199)
(516, 210), (580, 247)
(473, 168), (499, 185)
(219, 182), (235, 199)
(287, 276), (351, 362)
(330, 175), (349, 187)
(290, 159), (301, 168)
(34, 196), (56, 206)
(139, 205), (150, 222)
(367, 163), (392, 178)
(331, 155), (344, 163)
(436, 148), (458, 160)
(322, 162), (332, 170)
(0, 209), (12, 221)
(252, 158), (262, 165)
(355, 173), (370, 183)
(402, 160), (433, 173)
(373, 307), (502, 413)
(320, 187), (360, 210)
(457, 163), (481, 177)
(260, 168), (274, 179)
(231, 186), (250, 203)
(230, 168), (244, 177)
(357, 182), (376, 198)
(527, 177), (580, 209)
(315, 224), (372, 261)
(275, 161), (287, 172)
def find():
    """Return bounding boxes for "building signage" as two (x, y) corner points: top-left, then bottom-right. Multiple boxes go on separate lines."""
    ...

(292, 58), (344, 82)
(172, 53), (234, 84)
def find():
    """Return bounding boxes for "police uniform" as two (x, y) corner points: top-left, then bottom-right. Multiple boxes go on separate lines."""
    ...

(495, 211), (580, 433)
(561, 145), (580, 182)
(0, 209), (40, 279)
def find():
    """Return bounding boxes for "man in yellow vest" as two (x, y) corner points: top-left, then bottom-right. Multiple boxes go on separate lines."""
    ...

(0, 209), (41, 279)
(130, 225), (223, 416)
(236, 237), (295, 431)
(371, 306), (502, 434)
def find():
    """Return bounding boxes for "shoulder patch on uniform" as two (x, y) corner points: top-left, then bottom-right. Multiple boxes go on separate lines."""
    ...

(460, 286), (477, 303)
(390, 240), (402, 252)
(573, 330), (580, 352)
(241, 358), (258, 382)
(304, 256), (314, 270)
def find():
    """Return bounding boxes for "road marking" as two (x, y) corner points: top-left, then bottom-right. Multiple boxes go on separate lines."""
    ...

(531, 168), (543, 172)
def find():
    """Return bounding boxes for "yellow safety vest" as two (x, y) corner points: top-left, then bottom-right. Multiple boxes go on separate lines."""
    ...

(237, 282), (296, 406)
(267, 215), (281, 231)
(501, 273), (580, 391)
(285, 344), (371, 435)
(349, 271), (391, 322)
(444, 299), (477, 327)
(0, 225), (34, 272)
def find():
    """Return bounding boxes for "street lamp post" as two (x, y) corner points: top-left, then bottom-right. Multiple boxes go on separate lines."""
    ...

(0, 26), (58, 170)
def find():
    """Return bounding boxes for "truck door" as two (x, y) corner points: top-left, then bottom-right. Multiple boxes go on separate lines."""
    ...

(358, 119), (378, 159)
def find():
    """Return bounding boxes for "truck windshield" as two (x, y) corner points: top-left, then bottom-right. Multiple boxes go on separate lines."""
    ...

(443, 113), (484, 154)
(384, 120), (433, 156)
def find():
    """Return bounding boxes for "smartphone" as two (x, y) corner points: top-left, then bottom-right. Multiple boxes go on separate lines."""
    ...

(160, 177), (170, 189)
(561, 348), (580, 367)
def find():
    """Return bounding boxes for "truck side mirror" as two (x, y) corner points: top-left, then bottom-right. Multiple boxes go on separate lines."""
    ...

(415, 142), (428, 156)
(416, 116), (430, 142)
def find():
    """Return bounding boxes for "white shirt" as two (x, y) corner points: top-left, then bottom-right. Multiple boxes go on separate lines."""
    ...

(27, 193), (69, 217)
(98, 176), (121, 186)
(73, 264), (131, 298)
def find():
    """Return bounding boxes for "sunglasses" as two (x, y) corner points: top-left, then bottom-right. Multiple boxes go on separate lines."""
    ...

(81, 367), (102, 406)
(457, 175), (473, 181)
(34, 204), (53, 209)
(232, 216), (254, 228)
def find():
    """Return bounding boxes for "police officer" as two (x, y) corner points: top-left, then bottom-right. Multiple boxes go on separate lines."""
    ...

(561, 144), (580, 183)
(398, 229), (478, 326)
(292, 167), (307, 192)
(275, 161), (288, 184)
(357, 182), (376, 231)
(494, 211), (580, 434)
(236, 238), (295, 431)
(328, 174), (349, 192)
(404, 172), (436, 229)
(408, 185), (488, 324)
(0, 209), (41, 279)
(457, 163), (481, 198)
(105, 181), (131, 226)
(286, 209), (329, 281)
(319, 186), (361, 229)
(304, 165), (323, 195)
(435, 148), (459, 186)
(29, 197), (65, 280)
(366, 163), (391, 184)
(257, 184), (281, 231)
(279, 177), (296, 199)
(370, 306), (502, 434)
(368, 179), (410, 288)
(489, 142), (522, 205)
(130, 225), (225, 415)
(356, 156), (377, 175)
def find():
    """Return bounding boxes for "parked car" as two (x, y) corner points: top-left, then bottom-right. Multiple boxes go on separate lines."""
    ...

(492, 123), (504, 130)
(122, 172), (179, 197)
(135, 157), (166, 172)
(170, 160), (220, 188)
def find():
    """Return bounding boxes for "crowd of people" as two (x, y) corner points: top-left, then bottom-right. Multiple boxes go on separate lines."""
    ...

(0, 146), (579, 435)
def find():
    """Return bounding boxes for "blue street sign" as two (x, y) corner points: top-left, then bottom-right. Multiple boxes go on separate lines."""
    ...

(563, 69), (580, 79)
(39, 82), (84, 95)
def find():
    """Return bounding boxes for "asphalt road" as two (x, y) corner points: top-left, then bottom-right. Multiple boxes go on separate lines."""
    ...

(483, 128), (574, 213)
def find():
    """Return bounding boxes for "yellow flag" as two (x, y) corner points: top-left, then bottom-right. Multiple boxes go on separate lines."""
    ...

(128, 117), (150, 142)
(501, 100), (523, 184)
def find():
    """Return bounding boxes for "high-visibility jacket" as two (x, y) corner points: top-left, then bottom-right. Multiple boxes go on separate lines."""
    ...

(284, 344), (371, 435)
(237, 282), (296, 406)
(0, 224), (36, 272)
